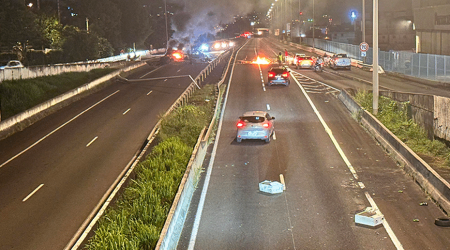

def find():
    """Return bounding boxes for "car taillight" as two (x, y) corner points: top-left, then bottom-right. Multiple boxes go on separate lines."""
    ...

(262, 122), (271, 128)
(282, 72), (289, 78)
(268, 72), (275, 78)
(237, 120), (245, 128)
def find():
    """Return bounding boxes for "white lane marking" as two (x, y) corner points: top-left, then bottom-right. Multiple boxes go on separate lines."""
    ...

(188, 38), (251, 250)
(292, 74), (403, 250)
(0, 90), (120, 169)
(86, 136), (98, 147)
(272, 131), (276, 140)
(290, 70), (339, 92)
(358, 182), (366, 189)
(292, 75), (358, 179)
(122, 108), (131, 115)
(139, 65), (165, 79)
(280, 174), (286, 190)
(266, 104), (271, 110)
(263, 86), (266, 92)
(147, 90), (153, 96)
(23, 184), (44, 202)
(365, 192), (404, 250)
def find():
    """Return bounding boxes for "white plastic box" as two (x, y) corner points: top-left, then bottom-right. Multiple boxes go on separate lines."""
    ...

(259, 180), (284, 194)
(355, 207), (384, 227)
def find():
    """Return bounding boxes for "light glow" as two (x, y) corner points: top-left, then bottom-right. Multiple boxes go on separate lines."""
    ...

(252, 56), (271, 65)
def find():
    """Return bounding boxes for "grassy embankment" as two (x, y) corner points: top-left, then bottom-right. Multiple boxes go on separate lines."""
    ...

(355, 91), (450, 177)
(0, 68), (116, 119)
(85, 84), (217, 249)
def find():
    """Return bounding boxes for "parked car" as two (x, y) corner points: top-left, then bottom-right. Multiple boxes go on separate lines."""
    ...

(0, 60), (24, 70)
(296, 56), (314, 69)
(267, 66), (290, 86)
(329, 54), (351, 70)
(236, 111), (275, 143)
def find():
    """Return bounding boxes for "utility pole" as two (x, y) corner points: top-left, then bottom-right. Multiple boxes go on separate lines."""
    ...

(373, 0), (379, 115)
(164, 0), (169, 51)
(362, 0), (365, 42)
(312, 0), (315, 49)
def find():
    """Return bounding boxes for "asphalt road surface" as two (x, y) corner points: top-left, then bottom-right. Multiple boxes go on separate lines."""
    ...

(0, 60), (213, 249)
(179, 38), (450, 249)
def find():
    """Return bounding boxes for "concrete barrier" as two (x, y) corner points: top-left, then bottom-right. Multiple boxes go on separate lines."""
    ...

(339, 89), (450, 213)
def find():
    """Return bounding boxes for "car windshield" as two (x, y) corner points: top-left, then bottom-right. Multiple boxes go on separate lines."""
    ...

(241, 116), (265, 123)
(271, 68), (286, 74)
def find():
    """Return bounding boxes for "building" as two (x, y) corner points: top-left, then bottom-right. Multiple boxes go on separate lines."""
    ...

(413, 0), (450, 55)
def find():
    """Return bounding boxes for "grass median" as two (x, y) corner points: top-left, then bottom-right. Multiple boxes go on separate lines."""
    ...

(0, 68), (116, 119)
(85, 84), (217, 249)
(355, 91), (450, 179)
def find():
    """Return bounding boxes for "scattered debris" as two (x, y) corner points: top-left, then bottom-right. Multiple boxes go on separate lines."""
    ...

(398, 190), (403, 193)
(355, 207), (384, 227)
(259, 180), (284, 194)
(413, 219), (420, 222)
(435, 217), (450, 227)
(419, 202), (428, 206)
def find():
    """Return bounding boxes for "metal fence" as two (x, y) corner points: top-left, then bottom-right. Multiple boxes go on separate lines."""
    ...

(303, 38), (450, 82)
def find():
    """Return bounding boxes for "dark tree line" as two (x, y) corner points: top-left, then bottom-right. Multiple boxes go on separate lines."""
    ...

(0, 0), (179, 64)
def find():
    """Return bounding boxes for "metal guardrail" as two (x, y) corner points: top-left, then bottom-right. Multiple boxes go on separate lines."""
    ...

(301, 38), (450, 82)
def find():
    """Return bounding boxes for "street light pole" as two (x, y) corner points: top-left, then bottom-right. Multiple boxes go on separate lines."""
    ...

(373, 0), (379, 115)
(312, 0), (315, 49)
(164, 0), (169, 51)
(362, 0), (365, 42)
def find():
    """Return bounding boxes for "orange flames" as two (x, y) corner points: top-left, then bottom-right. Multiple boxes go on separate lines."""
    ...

(252, 56), (271, 65)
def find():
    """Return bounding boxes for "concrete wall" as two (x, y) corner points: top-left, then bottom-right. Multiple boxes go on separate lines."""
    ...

(434, 96), (450, 141)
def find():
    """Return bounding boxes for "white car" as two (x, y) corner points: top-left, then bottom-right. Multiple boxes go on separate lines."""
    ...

(0, 60), (24, 70)
(236, 111), (275, 143)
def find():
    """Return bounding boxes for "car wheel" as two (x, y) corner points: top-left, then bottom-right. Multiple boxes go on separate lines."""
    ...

(435, 217), (450, 227)
(236, 137), (242, 143)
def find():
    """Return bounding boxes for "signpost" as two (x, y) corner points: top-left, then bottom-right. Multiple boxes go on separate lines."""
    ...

(360, 42), (369, 57)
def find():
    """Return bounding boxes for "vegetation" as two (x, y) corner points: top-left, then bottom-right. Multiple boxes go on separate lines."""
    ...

(0, 68), (116, 119)
(0, 0), (182, 65)
(86, 85), (216, 249)
(354, 91), (450, 172)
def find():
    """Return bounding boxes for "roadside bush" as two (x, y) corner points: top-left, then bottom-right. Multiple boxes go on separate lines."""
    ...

(355, 91), (450, 169)
(158, 105), (208, 147)
(87, 137), (192, 250)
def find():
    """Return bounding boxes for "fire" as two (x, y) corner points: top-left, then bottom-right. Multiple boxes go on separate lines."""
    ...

(252, 56), (271, 65)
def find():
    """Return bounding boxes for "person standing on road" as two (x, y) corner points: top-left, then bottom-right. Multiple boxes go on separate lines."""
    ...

(284, 49), (288, 62)
(277, 52), (283, 65)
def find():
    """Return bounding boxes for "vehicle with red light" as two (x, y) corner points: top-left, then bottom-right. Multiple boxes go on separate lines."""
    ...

(267, 66), (290, 86)
(296, 56), (315, 69)
(236, 111), (275, 143)
(290, 53), (306, 65)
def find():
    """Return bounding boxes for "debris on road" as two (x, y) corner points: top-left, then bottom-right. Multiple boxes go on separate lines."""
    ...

(259, 180), (284, 194)
(355, 207), (384, 227)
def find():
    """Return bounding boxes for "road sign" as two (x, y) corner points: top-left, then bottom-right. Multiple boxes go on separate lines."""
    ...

(360, 42), (369, 52)
(361, 52), (367, 57)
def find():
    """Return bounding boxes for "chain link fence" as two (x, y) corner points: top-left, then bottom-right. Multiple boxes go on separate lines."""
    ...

(303, 38), (450, 82)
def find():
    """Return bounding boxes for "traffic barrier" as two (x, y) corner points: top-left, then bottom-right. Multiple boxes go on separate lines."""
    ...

(338, 89), (450, 214)
(0, 62), (146, 139)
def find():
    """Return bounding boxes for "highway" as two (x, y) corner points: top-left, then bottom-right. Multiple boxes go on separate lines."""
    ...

(179, 38), (450, 249)
(0, 60), (215, 249)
